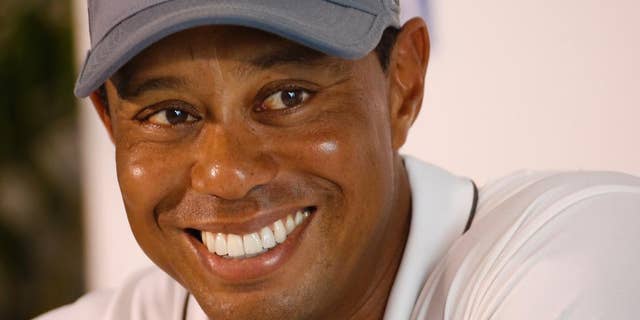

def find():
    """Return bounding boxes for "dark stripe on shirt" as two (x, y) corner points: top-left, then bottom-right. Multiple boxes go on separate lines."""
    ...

(463, 180), (479, 234)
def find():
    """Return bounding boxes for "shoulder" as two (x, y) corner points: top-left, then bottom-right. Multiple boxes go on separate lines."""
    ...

(412, 170), (640, 319)
(35, 266), (188, 320)
(476, 170), (640, 219)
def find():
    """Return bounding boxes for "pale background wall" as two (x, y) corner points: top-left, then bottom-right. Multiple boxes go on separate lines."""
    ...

(73, 0), (640, 290)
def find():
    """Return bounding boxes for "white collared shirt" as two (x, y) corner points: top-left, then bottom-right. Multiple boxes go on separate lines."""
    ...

(36, 157), (640, 319)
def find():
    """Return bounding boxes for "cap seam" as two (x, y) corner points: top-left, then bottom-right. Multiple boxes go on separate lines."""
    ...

(324, 0), (377, 15)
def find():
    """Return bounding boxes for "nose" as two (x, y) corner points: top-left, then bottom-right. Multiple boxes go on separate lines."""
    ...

(190, 126), (277, 200)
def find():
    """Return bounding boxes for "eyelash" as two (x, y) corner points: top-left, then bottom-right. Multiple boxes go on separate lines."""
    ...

(134, 82), (318, 125)
(256, 85), (316, 114)
(136, 102), (200, 126)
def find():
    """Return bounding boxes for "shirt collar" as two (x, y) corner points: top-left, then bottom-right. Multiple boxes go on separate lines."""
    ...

(383, 155), (475, 320)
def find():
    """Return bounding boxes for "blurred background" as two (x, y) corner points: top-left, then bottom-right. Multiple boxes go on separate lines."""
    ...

(1, 0), (639, 318)
(0, 0), (83, 319)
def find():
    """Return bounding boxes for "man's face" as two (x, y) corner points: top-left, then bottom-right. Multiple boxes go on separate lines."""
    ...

(102, 26), (416, 319)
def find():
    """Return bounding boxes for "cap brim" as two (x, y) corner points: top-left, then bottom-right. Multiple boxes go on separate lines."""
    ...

(74, 0), (399, 97)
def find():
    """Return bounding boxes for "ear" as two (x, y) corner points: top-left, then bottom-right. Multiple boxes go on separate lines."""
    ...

(89, 87), (116, 143)
(388, 17), (430, 150)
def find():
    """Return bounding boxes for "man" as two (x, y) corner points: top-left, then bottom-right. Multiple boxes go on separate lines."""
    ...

(39, 0), (640, 319)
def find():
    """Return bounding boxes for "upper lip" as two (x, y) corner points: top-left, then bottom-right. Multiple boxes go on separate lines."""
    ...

(179, 204), (314, 235)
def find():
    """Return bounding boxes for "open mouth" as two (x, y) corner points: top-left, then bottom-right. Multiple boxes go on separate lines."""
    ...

(186, 206), (316, 260)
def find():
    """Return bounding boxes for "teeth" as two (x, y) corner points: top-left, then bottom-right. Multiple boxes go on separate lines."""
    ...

(294, 211), (304, 225)
(243, 233), (263, 255)
(273, 220), (287, 243)
(215, 233), (227, 256)
(260, 227), (276, 249)
(285, 215), (296, 234)
(203, 231), (214, 251)
(227, 234), (244, 257)
(200, 208), (313, 259)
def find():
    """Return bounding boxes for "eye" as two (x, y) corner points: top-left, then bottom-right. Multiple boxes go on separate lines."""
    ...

(146, 108), (199, 126)
(256, 88), (312, 112)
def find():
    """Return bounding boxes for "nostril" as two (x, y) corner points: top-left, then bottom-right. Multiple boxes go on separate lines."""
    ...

(185, 228), (202, 243)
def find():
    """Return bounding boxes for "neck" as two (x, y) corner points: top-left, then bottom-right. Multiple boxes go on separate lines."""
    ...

(348, 157), (412, 320)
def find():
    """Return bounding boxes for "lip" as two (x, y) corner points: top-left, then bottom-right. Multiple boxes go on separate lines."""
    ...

(184, 205), (311, 235)
(184, 210), (315, 283)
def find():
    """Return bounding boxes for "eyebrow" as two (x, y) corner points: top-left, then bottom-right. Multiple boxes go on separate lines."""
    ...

(247, 46), (329, 69)
(115, 76), (188, 100)
(114, 46), (344, 99)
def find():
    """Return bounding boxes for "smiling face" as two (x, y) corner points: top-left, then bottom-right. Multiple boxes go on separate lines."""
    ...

(95, 21), (429, 319)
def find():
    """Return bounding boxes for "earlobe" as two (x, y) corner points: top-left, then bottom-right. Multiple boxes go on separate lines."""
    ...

(89, 89), (116, 143)
(388, 18), (430, 150)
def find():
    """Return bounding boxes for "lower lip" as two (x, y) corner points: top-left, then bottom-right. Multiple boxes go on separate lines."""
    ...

(186, 216), (314, 283)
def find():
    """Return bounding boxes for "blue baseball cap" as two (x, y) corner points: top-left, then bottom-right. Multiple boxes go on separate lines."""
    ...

(74, 0), (402, 97)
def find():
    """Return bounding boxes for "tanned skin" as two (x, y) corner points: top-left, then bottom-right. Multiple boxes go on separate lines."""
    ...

(90, 18), (429, 320)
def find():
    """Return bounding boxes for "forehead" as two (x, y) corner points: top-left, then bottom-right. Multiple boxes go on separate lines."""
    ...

(109, 25), (366, 100)
(117, 26), (344, 79)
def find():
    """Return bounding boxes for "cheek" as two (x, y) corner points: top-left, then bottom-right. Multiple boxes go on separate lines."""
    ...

(277, 106), (395, 231)
(271, 114), (396, 306)
(115, 143), (192, 226)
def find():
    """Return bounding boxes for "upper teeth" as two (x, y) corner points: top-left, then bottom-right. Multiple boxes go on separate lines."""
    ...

(201, 209), (311, 259)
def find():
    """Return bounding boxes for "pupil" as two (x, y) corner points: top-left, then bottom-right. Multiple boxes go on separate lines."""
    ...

(166, 109), (187, 125)
(281, 90), (303, 107)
